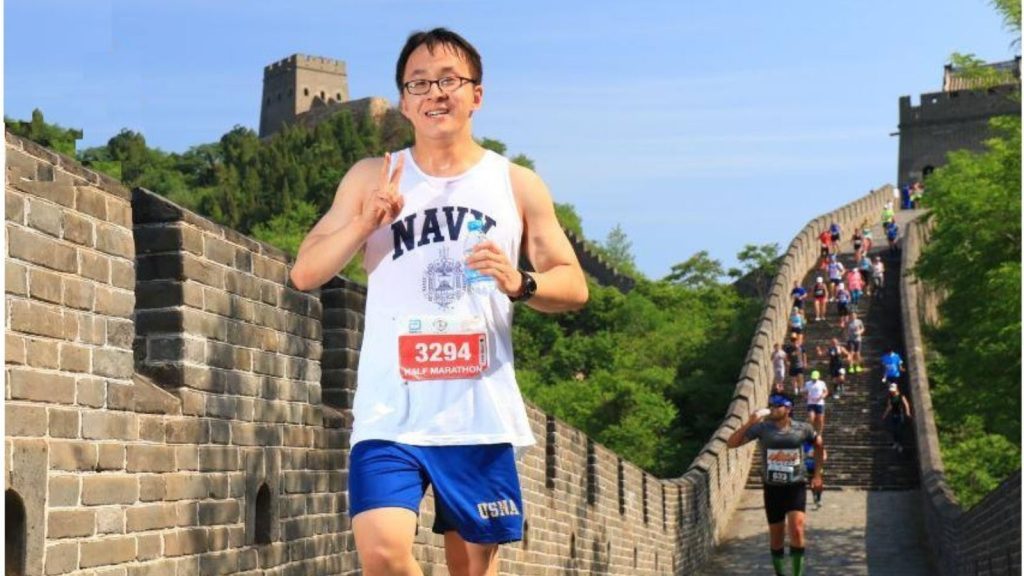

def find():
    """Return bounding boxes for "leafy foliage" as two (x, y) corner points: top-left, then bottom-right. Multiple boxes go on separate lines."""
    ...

(5, 109), (82, 156)
(516, 269), (764, 476)
(598, 224), (639, 277)
(938, 416), (1021, 509)
(916, 114), (1021, 505)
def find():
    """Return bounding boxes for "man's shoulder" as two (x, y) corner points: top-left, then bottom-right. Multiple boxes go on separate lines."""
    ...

(508, 161), (542, 189)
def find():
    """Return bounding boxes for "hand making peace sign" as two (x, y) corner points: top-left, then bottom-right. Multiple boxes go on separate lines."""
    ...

(360, 151), (405, 230)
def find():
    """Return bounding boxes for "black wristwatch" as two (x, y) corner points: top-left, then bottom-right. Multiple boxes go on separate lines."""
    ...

(509, 270), (537, 302)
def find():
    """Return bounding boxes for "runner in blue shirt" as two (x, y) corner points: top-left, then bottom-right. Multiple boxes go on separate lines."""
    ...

(881, 348), (905, 389)
(803, 440), (823, 508)
(885, 221), (900, 255)
(791, 281), (808, 311)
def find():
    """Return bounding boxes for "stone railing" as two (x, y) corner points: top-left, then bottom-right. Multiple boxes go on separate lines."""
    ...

(900, 215), (1022, 576)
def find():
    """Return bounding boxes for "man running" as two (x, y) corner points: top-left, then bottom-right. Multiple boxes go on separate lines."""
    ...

(791, 280), (807, 311)
(811, 276), (828, 322)
(881, 347), (906, 391)
(817, 338), (849, 398)
(783, 333), (808, 397)
(860, 219), (874, 255)
(828, 222), (841, 254)
(772, 343), (788, 389)
(803, 370), (829, 434)
(871, 256), (886, 299)
(290, 28), (588, 576)
(835, 282), (852, 329)
(881, 201), (895, 227)
(846, 312), (865, 373)
(818, 229), (832, 261)
(803, 440), (824, 509)
(727, 393), (825, 576)
(885, 221), (900, 255)
(881, 383), (913, 453)
(826, 255), (845, 301)
(851, 227), (864, 262)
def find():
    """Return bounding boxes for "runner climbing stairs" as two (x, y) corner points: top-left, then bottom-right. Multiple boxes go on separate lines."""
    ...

(747, 225), (919, 491)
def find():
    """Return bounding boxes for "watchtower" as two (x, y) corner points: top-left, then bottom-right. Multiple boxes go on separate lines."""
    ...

(896, 57), (1020, 186)
(259, 54), (349, 137)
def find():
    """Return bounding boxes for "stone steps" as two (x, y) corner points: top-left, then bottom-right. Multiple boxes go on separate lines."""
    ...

(747, 239), (919, 490)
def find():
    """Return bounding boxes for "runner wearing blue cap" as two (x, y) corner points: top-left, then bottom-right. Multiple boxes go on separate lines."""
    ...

(728, 392), (825, 576)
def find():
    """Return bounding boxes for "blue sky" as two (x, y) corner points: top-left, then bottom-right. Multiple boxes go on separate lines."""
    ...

(5, 1), (1017, 278)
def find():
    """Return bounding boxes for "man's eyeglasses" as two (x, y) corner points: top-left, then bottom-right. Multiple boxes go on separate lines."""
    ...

(403, 76), (477, 96)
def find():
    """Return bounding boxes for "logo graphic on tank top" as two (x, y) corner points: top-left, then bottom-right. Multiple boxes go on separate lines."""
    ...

(421, 247), (466, 309)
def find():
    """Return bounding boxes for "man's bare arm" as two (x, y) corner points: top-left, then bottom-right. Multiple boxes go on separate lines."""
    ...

(289, 154), (404, 291)
(726, 413), (764, 448)
(510, 164), (588, 312)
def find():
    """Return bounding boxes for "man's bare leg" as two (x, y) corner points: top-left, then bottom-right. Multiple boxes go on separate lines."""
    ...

(353, 508), (423, 576)
(444, 531), (499, 576)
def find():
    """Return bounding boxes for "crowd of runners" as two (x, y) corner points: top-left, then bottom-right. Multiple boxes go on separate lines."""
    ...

(729, 197), (918, 576)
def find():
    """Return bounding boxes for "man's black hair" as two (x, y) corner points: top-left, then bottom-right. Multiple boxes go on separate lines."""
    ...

(395, 28), (483, 94)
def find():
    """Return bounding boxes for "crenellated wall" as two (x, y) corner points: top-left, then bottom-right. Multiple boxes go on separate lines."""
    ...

(4, 131), (894, 575)
(899, 216), (1022, 576)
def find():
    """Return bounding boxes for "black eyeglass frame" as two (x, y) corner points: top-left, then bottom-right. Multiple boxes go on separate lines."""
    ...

(402, 76), (478, 96)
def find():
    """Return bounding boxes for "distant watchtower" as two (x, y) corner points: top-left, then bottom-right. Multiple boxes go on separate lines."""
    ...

(896, 57), (1020, 186)
(259, 54), (349, 138)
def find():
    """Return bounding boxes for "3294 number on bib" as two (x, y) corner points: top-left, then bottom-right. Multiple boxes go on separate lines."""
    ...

(398, 333), (488, 381)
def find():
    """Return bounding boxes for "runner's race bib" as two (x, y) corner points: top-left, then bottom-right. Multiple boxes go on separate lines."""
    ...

(766, 448), (801, 484)
(398, 315), (488, 381)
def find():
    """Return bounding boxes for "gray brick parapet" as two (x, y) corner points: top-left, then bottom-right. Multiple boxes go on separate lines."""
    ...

(900, 216), (1022, 576)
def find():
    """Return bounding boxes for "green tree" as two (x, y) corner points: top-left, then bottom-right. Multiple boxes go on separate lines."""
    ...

(916, 115), (1021, 442)
(729, 243), (781, 300)
(4, 109), (81, 156)
(600, 223), (638, 276)
(664, 250), (725, 289)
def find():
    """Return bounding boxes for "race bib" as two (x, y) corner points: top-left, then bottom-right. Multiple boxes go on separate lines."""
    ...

(397, 316), (489, 381)
(766, 448), (801, 484)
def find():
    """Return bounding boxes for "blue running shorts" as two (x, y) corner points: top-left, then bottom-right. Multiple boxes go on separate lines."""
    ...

(348, 440), (524, 544)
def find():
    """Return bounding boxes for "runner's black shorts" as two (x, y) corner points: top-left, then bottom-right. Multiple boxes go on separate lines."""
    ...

(763, 482), (807, 524)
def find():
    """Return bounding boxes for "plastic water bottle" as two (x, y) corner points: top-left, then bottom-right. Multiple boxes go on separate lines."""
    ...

(464, 218), (495, 294)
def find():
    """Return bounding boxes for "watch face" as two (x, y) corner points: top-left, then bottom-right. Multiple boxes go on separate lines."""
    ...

(511, 270), (536, 302)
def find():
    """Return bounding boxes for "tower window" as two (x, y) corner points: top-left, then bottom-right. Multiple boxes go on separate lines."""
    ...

(254, 484), (272, 544)
(320, 91), (326, 100)
(336, 93), (342, 101)
(304, 87), (309, 97)
(6, 490), (26, 576)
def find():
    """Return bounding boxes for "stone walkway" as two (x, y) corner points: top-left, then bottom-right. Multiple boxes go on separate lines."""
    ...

(697, 488), (935, 575)
(699, 208), (935, 575)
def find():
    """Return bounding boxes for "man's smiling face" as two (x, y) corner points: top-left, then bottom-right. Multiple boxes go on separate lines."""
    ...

(399, 43), (482, 139)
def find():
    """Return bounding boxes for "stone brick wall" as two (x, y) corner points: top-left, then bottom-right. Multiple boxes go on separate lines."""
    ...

(897, 85), (1020, 186)
(5, 132), (357, 576)
(5, 130), (894, 575)
(900, 216), (1022, 576)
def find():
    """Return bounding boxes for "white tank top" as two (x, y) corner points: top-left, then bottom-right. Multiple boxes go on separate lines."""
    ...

(350, 148), (536, 448)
